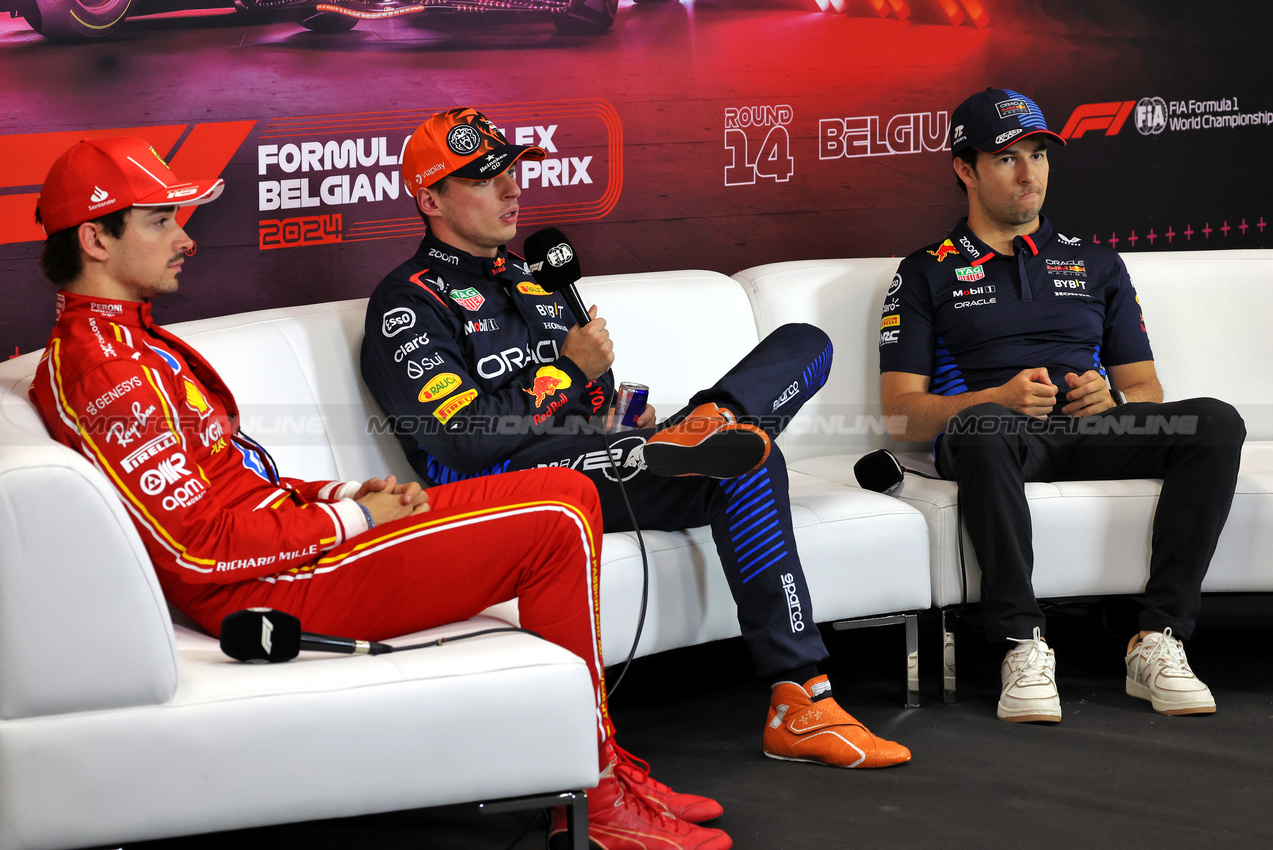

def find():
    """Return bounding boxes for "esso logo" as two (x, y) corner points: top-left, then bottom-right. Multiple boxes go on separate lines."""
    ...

(382, 307), (416, 338)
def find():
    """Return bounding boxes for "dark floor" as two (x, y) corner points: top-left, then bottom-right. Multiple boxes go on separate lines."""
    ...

(122, 594), (1273, 849)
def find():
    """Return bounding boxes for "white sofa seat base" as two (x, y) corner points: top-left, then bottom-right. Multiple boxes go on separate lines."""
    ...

(0, 617), (597, 850)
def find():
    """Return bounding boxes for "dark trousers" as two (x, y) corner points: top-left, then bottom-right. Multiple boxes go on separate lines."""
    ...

(506, 323), (835, 678)
(935, 398), (1245, 644)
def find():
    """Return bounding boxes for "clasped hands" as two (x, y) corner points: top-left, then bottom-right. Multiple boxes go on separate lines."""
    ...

(995, 367), (1117, 419)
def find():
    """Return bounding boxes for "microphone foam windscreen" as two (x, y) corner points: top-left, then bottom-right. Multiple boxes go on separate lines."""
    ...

(522, 227), (582, 293)
(853, 449), (906, 494)
(220, 608), (302, 663)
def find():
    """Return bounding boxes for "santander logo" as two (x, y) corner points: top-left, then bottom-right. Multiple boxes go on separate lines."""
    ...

(90, 186), (110, 203)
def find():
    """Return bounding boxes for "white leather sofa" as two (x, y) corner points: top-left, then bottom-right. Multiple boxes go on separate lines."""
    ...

(0, 345), (597, 850)
(0, 270), (933, 849)
(732, 249), (1273, 698)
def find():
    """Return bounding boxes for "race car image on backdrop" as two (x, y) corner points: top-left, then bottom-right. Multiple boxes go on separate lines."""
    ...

(1, 0), (618, 40)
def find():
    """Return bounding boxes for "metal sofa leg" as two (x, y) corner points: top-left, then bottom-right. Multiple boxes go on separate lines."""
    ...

(904, 613), (920, 709)
(567, 789), (588, 850)
(479, 788), (589, 849)
(830, 612), (921, 708)
(942, 608), (957, 703)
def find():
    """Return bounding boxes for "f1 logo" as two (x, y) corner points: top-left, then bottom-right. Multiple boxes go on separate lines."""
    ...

(1059, 101), (1137, 140)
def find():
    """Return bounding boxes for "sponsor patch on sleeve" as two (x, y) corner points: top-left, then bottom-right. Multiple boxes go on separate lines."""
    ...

(433, 389), (478, 424)
(418, 372), (462, 403)
(517, 281), (549, 296)
(524, 365), (573, 408)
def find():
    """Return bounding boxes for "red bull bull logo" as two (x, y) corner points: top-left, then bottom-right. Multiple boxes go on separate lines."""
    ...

(1046, 262), (1086, 275)
(524, 366), (573, 407)
(928, 239), (959, 262)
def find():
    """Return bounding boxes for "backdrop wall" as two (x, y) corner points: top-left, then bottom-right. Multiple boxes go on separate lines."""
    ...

(1, 0), (1268, 355)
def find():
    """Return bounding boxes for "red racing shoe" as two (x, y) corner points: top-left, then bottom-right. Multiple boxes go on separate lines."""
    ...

(643, 403), (771, 479)
(547, 756), (732, 850)
(610, 742), (724, 823)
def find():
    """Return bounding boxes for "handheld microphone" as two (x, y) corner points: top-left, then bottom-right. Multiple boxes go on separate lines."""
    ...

(220, 608), (392, 663)
(853, 449), (938, 494)
(523, 227), (590, 326)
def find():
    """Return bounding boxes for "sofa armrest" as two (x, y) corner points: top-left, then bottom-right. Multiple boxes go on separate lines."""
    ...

(0, 444), (178, 720)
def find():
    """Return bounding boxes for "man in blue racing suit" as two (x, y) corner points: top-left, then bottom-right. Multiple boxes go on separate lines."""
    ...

(360, 108), (912, 787)
(880, 88), (1245, 725)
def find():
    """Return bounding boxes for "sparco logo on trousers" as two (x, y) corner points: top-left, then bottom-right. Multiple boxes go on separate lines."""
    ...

(781, 573), (805, 632)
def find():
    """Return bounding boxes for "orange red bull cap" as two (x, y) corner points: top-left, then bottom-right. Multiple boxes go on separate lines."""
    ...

(401, 107), (547, 194)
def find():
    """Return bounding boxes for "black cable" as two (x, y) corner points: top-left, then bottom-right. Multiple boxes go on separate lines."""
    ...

(386, 625), (543, 652)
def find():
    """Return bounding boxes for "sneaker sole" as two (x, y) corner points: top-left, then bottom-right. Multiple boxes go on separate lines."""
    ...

(644, 430), (769, 479)
(763, 751), (868, 768)
(1125, 677), (1217, 715)
(762, 750), (909, 769)
(997, 703), (1062, 723)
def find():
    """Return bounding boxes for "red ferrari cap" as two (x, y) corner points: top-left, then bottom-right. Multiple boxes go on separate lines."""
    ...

(36, 137), (224, 235)
(401, 107), (545, 194)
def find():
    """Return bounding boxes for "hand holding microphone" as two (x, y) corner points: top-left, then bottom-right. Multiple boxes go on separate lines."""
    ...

(524, 227), (614, 380)
(561, 306), (614, 380)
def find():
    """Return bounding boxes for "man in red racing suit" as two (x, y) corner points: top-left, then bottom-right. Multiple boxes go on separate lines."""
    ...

(27, 136), (731, 850)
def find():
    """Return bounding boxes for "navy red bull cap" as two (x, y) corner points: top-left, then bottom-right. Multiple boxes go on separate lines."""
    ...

(949, 88), (1067, 155)
(401, 107), (546, 194)
(37, 137), (224, 236)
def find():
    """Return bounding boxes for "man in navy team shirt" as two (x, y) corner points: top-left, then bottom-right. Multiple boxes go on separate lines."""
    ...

(880, 87), (1245, 723)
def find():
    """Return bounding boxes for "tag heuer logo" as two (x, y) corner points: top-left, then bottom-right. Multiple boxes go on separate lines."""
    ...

(450, 287), (486, 311)
(955, 266), (985, 283)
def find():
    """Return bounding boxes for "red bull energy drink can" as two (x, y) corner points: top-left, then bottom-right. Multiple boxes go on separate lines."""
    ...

(613, 382), (649, 431)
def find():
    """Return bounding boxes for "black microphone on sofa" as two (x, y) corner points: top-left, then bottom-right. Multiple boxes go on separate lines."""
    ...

(523, 227), (590, 327)
(853, 449), (939, 494)
(220, 608), (392, 663)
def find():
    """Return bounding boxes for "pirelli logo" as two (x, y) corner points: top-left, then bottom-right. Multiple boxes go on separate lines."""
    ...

(880, 315), (900, 330)
(433, 389), (478, 425)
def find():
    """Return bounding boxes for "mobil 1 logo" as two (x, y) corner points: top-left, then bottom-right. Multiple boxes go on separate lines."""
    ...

(724, 105), (795, 186)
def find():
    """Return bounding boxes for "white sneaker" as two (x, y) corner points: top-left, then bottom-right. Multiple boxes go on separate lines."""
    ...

(998, 627), (1062, 723)
(1125, 628), (1216, 715)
